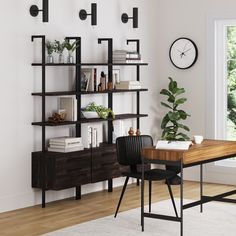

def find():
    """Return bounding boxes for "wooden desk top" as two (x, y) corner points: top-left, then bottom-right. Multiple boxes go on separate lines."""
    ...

(141, 139), (236, 166)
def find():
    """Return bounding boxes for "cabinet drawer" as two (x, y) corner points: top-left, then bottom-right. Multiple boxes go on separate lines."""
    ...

(92, 145), (122, 182)
(32, 150), (91, 190)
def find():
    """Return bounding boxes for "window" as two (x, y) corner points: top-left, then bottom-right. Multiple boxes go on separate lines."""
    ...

(215, 20), (236, 166)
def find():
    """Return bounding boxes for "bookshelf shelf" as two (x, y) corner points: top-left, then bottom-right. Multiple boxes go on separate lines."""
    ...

(31, 88), (148, 96)
(31, 36), (148, 208)
(32, 62), (148, 66)
(32, 114), (148, 126)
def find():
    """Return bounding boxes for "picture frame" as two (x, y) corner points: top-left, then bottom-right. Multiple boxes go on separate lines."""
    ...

(81, 68), (92, 91)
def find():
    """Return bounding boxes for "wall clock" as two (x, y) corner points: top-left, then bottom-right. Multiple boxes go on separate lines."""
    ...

(169, 37), (198, 69)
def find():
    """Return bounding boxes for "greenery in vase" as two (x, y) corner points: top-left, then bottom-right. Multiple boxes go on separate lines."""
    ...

(84, 102), (115, 119)
(65, 39), (80, 53)
(45, 40), (55, 55)
(54, 40), (66, 54)
(160, 77), (190, 141)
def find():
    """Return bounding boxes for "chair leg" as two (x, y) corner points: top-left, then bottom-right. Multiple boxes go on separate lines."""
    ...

(114, 176), (129, 218)
(166, 179), (179, 218)
(149, 181), (152, 213)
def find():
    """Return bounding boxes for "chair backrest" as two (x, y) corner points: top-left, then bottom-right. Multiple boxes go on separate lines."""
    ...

(116, 135), (153, 166)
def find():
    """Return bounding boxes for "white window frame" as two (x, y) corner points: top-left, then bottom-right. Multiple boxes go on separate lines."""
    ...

(209, 19), (236, 168)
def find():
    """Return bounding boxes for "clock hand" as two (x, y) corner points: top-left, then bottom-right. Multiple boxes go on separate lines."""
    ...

(183, 48), (191, 54)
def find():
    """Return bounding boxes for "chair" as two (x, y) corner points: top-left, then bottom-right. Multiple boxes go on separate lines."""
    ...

(114, 135), (178, 219)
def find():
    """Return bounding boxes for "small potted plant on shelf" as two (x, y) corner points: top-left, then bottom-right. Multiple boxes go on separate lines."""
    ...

(65, 39), (80, 63)
(159, 77), (191, 185)
(82, 102), (115, 119)
(46, 40), (56, 63)
(54, 40), (66, 63)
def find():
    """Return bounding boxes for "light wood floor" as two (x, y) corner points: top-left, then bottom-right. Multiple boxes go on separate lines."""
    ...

(0, 181), (235, 236)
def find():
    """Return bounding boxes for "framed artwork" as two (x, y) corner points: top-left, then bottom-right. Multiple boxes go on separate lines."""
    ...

(81, 68), (92, 91)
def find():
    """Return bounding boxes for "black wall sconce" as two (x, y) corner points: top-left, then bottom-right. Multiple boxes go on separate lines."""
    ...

(121, 8), (138, 28)
(79, 3), (97, 26)
(30, 0), (49, 22)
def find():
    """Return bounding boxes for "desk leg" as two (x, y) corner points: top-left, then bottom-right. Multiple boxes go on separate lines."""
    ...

(141, 158), (145, 231)
(180, 161), (183, 236)
(200, 164), (203, 213)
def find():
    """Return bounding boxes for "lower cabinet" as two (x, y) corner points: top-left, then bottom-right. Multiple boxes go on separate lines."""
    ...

(32, 143), (128, 191)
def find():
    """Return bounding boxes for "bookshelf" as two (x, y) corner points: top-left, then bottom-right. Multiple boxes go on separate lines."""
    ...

(31, 35), (148, 208)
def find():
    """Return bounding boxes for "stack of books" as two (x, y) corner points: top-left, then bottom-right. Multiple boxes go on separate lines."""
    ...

(126, 51), (142, 63)
(113, 50), (127, 63)
(115, 81), (141, 90)
(48, 137), (84, 153)
(113, 50), (142, 64)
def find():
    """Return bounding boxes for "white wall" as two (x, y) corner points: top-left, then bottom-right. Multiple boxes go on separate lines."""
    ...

(0, 0), (159, 213)
(2, 0), (236, 213)
(154, 0), (236, 182)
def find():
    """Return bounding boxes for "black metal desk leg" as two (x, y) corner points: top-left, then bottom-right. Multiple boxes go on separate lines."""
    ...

(200, 164), (203, 213)
(180, 161), (183, 236)
(141, 158), (145, 231)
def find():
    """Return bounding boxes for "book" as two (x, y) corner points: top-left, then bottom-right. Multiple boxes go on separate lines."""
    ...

(115, 81), (141, 90)
(81, 123), (103, 148)
(49, 136), (82, 144)
(48, 146), (84, 153)
(155, 141), (192, 150)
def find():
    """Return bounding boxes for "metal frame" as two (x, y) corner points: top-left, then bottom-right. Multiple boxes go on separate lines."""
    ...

(141, 153), (236, 236)
(32, 35), (81, 207)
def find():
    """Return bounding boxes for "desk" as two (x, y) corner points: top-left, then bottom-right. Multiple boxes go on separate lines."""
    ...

(141, 139), (236, 236)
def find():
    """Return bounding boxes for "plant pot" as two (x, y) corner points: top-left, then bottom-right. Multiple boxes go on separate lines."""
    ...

(47, 54), (54, 63)
(67, 51), (74, 63)
(58, 53), (64, 63)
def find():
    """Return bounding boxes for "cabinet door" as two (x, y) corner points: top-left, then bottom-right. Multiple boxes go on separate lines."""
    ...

(32, 150), (91, 191)
(52, 151), (91, 190)
(92, 145), (121, 183)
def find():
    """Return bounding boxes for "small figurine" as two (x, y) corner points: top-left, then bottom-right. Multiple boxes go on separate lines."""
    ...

(136, 129), (141, 136)
(128, 127), (134, 136)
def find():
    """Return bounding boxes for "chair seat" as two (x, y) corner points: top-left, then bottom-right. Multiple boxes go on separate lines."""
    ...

(122, 169), (176, 181)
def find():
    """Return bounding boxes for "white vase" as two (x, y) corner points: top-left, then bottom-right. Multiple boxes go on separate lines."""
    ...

(67, 51), (74, 63)
(47, 54), (54, 63)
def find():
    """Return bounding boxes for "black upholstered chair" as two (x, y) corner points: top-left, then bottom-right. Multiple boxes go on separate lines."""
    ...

(114, 135), (178, 218)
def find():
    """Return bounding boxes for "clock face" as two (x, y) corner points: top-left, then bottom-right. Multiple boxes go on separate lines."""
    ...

(169, 38), (198, 69)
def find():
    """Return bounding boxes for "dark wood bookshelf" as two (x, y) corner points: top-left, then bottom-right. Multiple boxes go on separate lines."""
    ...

(31, 62), (148, 66)
(32, 113), (148, 126)
(31, 88), (148, 96)
(31, 36), (148, 208)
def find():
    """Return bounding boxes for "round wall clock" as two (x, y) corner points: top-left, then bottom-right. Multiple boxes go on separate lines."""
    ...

(169, 37), (198, 69)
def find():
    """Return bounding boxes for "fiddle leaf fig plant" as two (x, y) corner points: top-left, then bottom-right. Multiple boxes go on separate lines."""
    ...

(160, 77), (190, 141)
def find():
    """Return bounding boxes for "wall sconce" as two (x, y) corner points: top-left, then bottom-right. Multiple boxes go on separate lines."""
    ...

(121, 8), (138, 28)
(30, 0), (49, 22)
(79, 3), (97, 26)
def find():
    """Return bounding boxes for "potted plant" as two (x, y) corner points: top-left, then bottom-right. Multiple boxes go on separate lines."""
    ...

(65, 39), (80, 63)
(83, 102), (115, 119)
(54, 40), (66, 63)
(160, 77), (190, 141)
(160, 77), (190, 184)
(45, 40), (55, 63)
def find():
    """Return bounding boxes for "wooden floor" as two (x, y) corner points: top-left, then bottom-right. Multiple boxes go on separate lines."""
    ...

(0, 181), (235, 236)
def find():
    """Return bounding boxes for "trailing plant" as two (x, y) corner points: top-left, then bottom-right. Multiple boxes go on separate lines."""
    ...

(45, 40), (55, 55)
(160, 77), (190, 141)
(84, 102), (115, 119)
(65, 39), (80, 52)
(54, 40), (66, 54)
